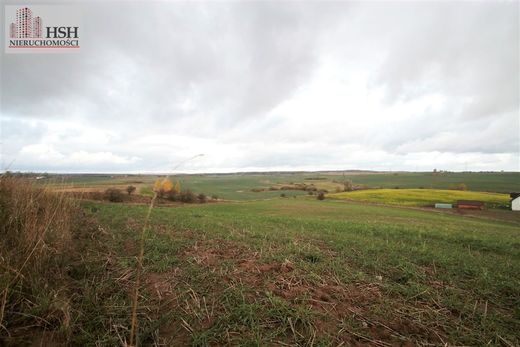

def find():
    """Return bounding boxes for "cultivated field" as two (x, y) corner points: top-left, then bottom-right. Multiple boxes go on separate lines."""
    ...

(78, 198), (520, 346)
(329, 189), (510, 208)
(2, 171), (519, 346)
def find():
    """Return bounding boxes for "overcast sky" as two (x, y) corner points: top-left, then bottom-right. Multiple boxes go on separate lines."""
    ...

(1, 1), (519, 173)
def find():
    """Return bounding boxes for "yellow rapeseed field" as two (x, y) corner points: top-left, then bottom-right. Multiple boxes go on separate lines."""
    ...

(328, 188), (510, 207)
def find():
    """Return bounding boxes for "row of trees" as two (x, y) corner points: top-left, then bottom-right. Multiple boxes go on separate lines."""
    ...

(153, 178), (210, 203)
(104, 179), (213, 203)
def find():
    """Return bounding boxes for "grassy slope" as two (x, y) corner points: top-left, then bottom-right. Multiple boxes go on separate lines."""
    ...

(329, 189), (510, 207)
(83, 198), (520, 346)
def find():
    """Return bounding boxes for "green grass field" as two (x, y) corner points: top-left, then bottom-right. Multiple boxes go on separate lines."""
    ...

(70, 198), (520, 346)
(329, 188), (511, 208)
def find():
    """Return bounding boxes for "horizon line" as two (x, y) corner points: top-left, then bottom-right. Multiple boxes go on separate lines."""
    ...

(2, 169), (519, 176)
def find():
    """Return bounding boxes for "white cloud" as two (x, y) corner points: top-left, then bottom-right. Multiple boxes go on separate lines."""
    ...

(17, 144), (140, 170)
(68, 151), (140, 165)
(20, 144), (65, 162)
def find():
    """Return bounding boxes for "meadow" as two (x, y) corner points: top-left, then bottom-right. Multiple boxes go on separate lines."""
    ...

(2, 172), (519, 346)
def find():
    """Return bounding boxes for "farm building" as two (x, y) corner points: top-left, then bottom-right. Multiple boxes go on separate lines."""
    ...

(511, 193), (520, 211)
(456, 200), (484, 210)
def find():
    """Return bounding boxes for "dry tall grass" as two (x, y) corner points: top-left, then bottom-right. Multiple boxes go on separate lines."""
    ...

(0, 175), (77, 341)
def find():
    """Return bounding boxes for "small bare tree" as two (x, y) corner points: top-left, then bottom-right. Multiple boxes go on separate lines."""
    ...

(343, 179), (353, 192)
(126, 185), (136, 195)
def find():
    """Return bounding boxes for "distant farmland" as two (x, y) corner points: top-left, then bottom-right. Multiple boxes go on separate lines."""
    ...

(48, 171), (520, 201)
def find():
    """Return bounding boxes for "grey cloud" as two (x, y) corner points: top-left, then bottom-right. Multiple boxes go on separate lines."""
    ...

(367, 2), (519, 118)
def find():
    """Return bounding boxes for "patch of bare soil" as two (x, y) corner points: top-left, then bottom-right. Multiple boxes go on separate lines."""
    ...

(147, 237), (443, 345)
(183, 239), (252, 267)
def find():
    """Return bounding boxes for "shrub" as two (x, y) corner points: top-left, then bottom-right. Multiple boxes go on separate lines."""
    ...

(343, 179), (354, 192)
(104, 188), (124, 202)
(197, 193), (207, 203)
(180, 190), (195, 203)
(280, 193), (286, 198)
(126, 185), (136, 195)
(317, 191), (325, 200)
(211, 194), (219, 200)
(165, 190), (178, 201)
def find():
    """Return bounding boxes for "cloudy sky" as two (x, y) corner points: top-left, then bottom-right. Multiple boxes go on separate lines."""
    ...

(1, 1), (519, 173)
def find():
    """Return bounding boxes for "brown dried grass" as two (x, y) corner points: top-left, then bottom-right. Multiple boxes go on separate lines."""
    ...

(0, 175), (77, 340)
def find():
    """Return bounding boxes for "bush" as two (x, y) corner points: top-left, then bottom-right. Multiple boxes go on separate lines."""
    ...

(197, 193), (207, 203)
(280, 193), (286, 198)
(211, 195), (219, 200)
(180, 190), (195, 203)
(317, 191), (325, 200)
(104, 188), (124, 202)
(343, 179), (354, 192)
(126, 185), (136, 195)
(165, 190), (178, 201)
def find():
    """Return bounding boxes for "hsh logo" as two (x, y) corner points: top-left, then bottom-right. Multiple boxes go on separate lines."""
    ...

(6, 5), (82, 53)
